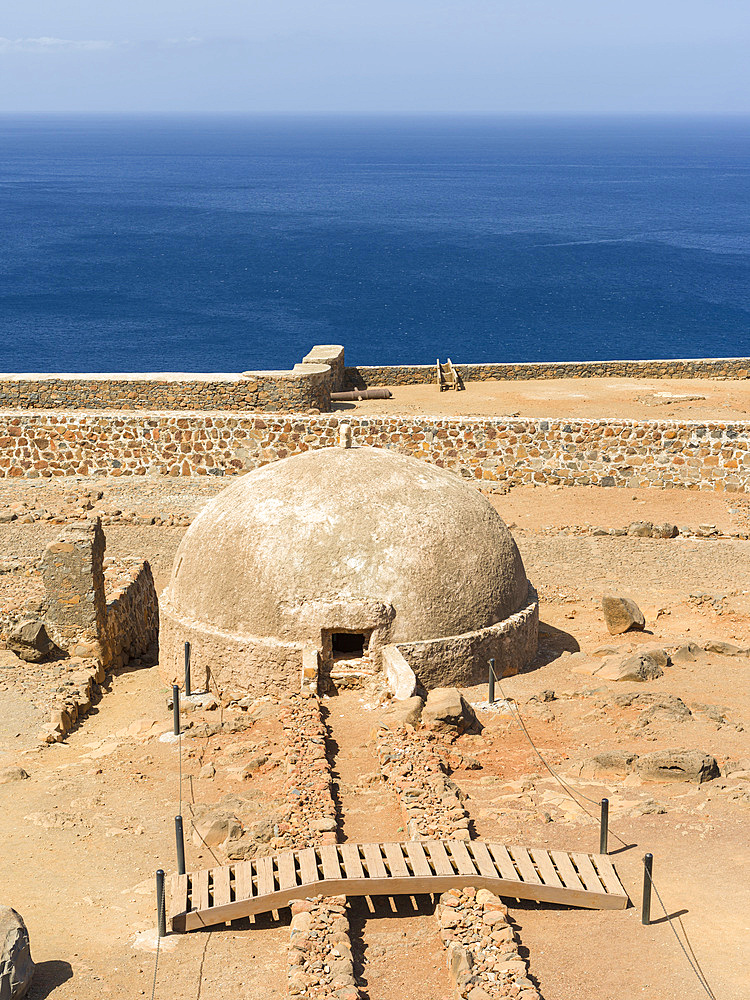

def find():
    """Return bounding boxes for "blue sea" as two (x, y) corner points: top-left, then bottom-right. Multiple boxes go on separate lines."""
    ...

(1, 115), (749, 372)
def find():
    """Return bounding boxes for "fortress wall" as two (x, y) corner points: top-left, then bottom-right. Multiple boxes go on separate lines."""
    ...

(0, 366), (331, 414)
(345, 357), (750, 387)
(1, 411), (750, 491)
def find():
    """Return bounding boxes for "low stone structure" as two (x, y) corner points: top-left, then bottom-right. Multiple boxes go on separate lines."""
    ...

(160, 439), (537, 698)
(0, 365), (331, 413)
(1, 411), (749, 491)
(40, 519), (158, 671)
(345, 355), (750, 387)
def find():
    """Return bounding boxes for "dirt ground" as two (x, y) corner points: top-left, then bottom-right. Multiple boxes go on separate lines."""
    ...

(1, 474), (748, 1000)
(337, 376), (750, 421)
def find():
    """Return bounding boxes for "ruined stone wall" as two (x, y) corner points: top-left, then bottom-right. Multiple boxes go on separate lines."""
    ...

(0, 367), (331, 414)
(345, 356), (750, 387)
(104, 559), (159, 670)
(2, 411), (750, 491)
(41, 520), (107, 654)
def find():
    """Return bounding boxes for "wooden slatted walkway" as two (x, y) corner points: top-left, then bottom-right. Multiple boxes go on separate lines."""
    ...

(169, 840), (628, 932)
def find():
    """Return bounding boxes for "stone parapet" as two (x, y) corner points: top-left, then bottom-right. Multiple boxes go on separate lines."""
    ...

(0, 366), (331, 413)
(2, 411), (750, 491)
(345, 356), (750, 387)
(394, 586), (538, 689)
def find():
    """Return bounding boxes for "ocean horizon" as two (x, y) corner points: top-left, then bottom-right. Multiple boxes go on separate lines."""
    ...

(1, 114), (749, 373)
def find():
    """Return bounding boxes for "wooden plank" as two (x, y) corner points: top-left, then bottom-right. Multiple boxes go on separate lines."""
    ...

(549, 851), (586, 892)
(255, 855), (275, 897)
(320, 844), (342, 881)
(235, 861), (254, 902)
(528, 848), (564, 889)
(168, 873), (188, 920)
(487, 843), (521, 882)
(446, 840), (478, 876)
(468, 841), (499, 879)
(382, 842), (410, 878)
(590, 854), (626, 899)
(507, 846), (543, 885)
(212, 867), (232, 908)
(405, 842), (432, 878)
(340, 843), (365, 880)
(277, 851), (298, 891)
(424, 841), (454, 875)
(193, 869), (210, 913)
(362, 843), (387, 879)
(298, 848), (319, 887)
(572, 853), (607, 894)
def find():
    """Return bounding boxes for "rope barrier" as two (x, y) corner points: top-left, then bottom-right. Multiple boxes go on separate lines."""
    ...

(491, 667), (719, 999)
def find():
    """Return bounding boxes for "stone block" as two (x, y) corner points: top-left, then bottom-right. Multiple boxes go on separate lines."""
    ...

(0, 906), (34, 1000)
(601, 595), (645, 635)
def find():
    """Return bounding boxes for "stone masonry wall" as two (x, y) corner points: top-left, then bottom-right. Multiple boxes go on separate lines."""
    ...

(41, 520), (107, 653)
(104, 559), (159, 671)
(2, 411), (750, 491)
(0, 367), (331, 414)
(345, 356), (750, 387)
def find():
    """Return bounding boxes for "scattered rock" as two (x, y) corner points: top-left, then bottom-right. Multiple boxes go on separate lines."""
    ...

(635, 750), (719, 784)
(0, 906), (34, 1000)
(601, 595), (645, 635)
(241, 755), (269, 778)
(652, 522), (679, 538)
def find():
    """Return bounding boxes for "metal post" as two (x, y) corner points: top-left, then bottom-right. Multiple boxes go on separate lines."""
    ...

(175, 815), (186, 875)
(642, 853), (653, 925)
(488, 658), (496, 704)
(184, 641), (191, 698)
(599, 798), (609, 855)
(156, 869), (166, 937)
(172, 684), (180, 736)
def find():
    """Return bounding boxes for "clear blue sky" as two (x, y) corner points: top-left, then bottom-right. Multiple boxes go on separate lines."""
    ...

(1, 0), (748, 114)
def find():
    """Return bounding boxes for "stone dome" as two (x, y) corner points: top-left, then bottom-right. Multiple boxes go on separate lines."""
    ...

(160, 444), (537, 697)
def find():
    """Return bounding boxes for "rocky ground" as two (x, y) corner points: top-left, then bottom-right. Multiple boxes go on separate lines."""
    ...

(0, 475), (748, 1000)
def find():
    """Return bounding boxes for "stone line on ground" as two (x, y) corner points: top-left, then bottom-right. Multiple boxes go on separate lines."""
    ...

(280, 696), (361, 1000)
(377, 724), (539, 1000)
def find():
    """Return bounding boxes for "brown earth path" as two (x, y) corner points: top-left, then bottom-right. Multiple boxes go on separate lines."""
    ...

(324, 690), (453, 1000)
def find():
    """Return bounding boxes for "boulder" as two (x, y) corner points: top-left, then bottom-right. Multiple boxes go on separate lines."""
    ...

(378, 696), (424, 730)
(6, 620), (57, 663)
(601, 595), (645, 635)
(596, 653), (663, 682)
(0, 906), (34, 1000)
(652, 523), (679, 539)
(672, 642), (701, 664)
(0, 769), (29, 786)
(627, 521), (654, 537)
(703, 639), (744, 656)
(422, 688), (478, 734)
(635, 750), (719, 784)
(578, 752), (638, 780)
(191, 812), (242, 848)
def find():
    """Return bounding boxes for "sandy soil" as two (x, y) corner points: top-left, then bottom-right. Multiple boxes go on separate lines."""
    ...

(337, 376), (750, 421)
(1, 477), (748, 1000)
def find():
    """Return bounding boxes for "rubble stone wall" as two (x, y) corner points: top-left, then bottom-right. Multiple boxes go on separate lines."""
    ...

(104, 560), (159, 670)
(345, 356), (750, 387)
(2, 411), (750, 491)
(0, 366), (331, 414)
